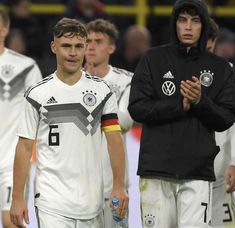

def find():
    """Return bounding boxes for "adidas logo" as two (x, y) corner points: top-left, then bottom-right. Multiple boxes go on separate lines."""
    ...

(46, 96), (57, 104)
(163, 71), (174, 79)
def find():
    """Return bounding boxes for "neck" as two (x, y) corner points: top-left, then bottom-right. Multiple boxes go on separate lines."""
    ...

(56, 68), (82, 85)
(88, 60), (110, 78)
(0, 45), (5, 55)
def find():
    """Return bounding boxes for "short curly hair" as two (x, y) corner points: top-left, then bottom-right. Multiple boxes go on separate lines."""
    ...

(53, 17), (87, 39)
(86, 19), (118, 44)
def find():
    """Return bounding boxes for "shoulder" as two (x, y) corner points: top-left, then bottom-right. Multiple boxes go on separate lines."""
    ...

(111, 66), (133, 78)
(143, 44), (170, 61)
(205, 51), (229, 65)
(5, 48), (36, 65)
(84, 72), (111, 91)
(25, 74), (54, 98)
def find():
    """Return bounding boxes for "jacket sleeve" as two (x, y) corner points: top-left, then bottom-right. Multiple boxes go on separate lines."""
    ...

(190, 64), (235, 132)
(128, 53), (185, 124)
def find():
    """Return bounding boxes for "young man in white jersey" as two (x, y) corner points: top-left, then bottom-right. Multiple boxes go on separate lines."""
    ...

(10, 17), (129, 228)
(207, 17), (235, 228)
(85, 19), (133, 227)
(0, 10), (42, 228)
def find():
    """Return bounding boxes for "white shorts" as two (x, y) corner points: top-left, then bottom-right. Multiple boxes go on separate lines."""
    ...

(140, 177), (212, 228)
(211, 184), (235, 227)
(0, 171), (13, 211)
(35, 207), (104, 228)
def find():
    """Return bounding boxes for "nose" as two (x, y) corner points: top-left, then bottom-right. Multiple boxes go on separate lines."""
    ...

(69, 47), (77, 56)
(87, 41), (95, 50)
(185, 20), (192, 30)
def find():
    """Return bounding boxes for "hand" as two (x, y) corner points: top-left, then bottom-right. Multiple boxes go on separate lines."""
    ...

(110, 188), (129, 218)
(10, 198), (29, 228)
(225, 165), (235, 193)
(180, 76), (201, 104)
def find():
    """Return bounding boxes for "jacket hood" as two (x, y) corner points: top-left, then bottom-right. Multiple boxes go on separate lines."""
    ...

(170, 0), (209, 53)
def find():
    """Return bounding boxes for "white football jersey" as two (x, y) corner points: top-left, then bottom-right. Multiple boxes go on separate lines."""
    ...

(0, 48), (42, 173)
(100, 65), (133, 198)
(214, 125), (235, 187)
(17, 71), (121, 219)
(214, 63), (235, 188)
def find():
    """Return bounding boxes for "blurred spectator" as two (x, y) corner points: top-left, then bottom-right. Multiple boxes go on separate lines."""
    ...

(102, 0), (133, 4)
(6, 28), (26, 54)
(148, 0), (175, 5)
(9, 0), (44, 59)
(215, 28), (235, 64)
(110, 25), (151, 72)
(64, 0), (107, 24)
(211, 0), (229, 6)
(31, 0), (66, 2)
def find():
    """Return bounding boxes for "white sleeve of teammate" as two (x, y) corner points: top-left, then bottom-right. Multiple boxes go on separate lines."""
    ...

(25, 63), (42, 89)
(103, 92), (119, 115)
(229, 124), (235, 165)
(17, 96), (40, 140)
(118, 85), (134, 133)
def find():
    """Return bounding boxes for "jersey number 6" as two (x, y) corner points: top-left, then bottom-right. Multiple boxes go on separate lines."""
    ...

(48, 125), (60, 146)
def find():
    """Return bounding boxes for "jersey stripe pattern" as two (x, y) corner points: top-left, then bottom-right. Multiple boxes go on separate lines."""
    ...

(0, 48), (42, 172)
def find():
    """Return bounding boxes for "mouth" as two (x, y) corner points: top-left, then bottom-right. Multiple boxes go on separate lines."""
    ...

(86, 53), (96, 57)
(66, 59), (78, 65)
(183, 34), (193, 39)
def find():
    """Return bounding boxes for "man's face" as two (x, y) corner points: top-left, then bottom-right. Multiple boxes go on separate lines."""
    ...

(176, 12), (202, 47)
(51, 34), (87, 74)
(85, 31), (115, 67)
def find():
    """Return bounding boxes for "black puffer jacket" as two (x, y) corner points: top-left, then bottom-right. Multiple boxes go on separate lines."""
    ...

(128, 0), (235, 180)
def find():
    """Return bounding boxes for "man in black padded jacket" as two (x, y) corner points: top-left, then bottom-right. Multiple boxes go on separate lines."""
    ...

(128, 0), (235, 227)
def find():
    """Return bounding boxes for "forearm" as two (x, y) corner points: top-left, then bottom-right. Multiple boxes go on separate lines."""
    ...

(12, 138), (33, 200)
(106, 132), (125, 189)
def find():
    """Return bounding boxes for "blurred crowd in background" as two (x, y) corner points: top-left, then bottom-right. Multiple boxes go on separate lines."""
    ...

(0, 0), (235, 76)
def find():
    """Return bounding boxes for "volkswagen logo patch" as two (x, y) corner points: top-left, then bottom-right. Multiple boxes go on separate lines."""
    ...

(162, 81), (176, 96)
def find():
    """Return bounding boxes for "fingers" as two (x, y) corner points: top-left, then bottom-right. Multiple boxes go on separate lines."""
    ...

(10, 214), (26, 228)
(10, 206), (29, 227)
(180, 77), (201, 103)
(226, 177), (235, 193)
(23, 209), (30, 225)
(118, 196), (129, 218)
(111, 194), (129, 218)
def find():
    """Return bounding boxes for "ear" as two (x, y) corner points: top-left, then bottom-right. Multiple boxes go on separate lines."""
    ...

(50, 41), (56, 54)
(109, 44), (116, 55)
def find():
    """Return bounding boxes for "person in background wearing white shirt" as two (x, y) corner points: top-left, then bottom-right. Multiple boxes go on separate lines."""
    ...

(85, 19), (133, 227)
(0, 9), (42, 228)
(207, 17), (235, 228)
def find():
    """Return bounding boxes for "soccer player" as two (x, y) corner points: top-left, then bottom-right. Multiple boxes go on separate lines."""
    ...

(10, 17), (128, 228)
(85, 19), (133, 227)
(128, 0), (235, 227)
(0, 10), (42, 228)
(207, 17), (235, 227)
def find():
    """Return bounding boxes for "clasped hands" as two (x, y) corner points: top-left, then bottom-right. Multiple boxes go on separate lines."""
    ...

(180, 76), (201, 111)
